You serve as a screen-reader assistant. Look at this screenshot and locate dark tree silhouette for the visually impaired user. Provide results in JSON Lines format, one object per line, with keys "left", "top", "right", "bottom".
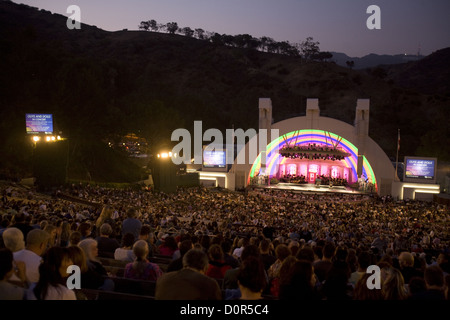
{"left": 300, "top": 37, "right": 320, "bottom": 60}
{"left": 166, "top": 22, "right": 179, "bottom": 34}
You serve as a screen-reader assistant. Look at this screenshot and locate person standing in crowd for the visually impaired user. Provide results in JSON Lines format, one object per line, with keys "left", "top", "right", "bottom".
{"left": 155, "top": 248, "right": 222, "bottom": 300}
{"left": 95, "top": 205, "right": 115, "bottom": 236}
{"left": 122, "top": 207, "right": 142, "bottom": 241}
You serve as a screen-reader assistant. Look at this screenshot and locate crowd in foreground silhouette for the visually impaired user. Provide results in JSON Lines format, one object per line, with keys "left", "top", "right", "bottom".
{"left": 0, "top": 182, "right": 449, "bottom": 300}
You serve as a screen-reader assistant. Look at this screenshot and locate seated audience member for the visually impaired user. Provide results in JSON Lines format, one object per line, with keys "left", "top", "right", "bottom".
{"left": 259, "top": 239, "right": 276, "bottom": 271}
{"left": 13, "top": 229, "right": 50, "bottom": 283}
{"left": 78, "top": 238, "right": 115, "bottom": 291}
{"left": 155, "top": 248, "right": 222, "bottom": 300}
{"left": 139, "top": 225, "right": 156, "bottom": 258}
{"left": 313, "top": 241, "right": 335, "bottom": 284}
{"left": 222, "top": 239, "right": 240, "bottom": 269}
{"left": 9, "top": 213, "right": 34, "bottom": 240}
{"left": 236, "top": 256, "right": 267, "bottom": 300}
{"left": 224, "top": 244, "right": 261, "bottom": 290}
{"left": 124, "top": 240, "right": 163, "bottom": 281}
{"left": 26, "top": 246, "right": 76, "bottom": 300}
{"left": 381, "top": 266, "right": 408, "bottom": 300}
{"left": 407, "top": 276, "right": 427, "bottom": 299}
{"left": 114, "top": 232, "right": 136, "bottom": 262}
{"left": 77, "top": 222, "right": 93, "bottom": 240}
{"left": 68, "top": 231, "right": 82, "bottom": 247}
{"left": 2, "top": 227, "right": 25, "bottom": 253}
{"left": 66, "top": 245, "right": 90, "bottom": 300}
{"left": 158, "top": 235, "right": 179, "bottom": 258}
{"left": 0, "top": 248, "right": 27, "bottom": 300}
{"left": 398, "top": 251, "right": 423, "bottom": 284}
{"left": 353, "top": 273, "right": 384, "bottom": 300}
{"left": 279, "top": 259, "right": 320, "bottom": 300}
{"left": 95, "top": 223, "right": 120, "bottom": 259}
{"left": 348, "top": 250, "right": 372, "bottom": 287}
{"left": 267, "top": 244, "right": 291, "bottom": 295}
{"left": 206, "top": 244, "right": 232, "bottom": 280}
{"left": 167, "top": 239, "right": 193, "bottom": 272}
{"left": 409, "top": 266, "right": 446, "bottom": 300}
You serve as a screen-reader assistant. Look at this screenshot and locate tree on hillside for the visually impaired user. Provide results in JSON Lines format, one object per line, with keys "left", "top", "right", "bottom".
{"left": 195, "top": 28, "right": 205, "bottom": 39}
{"left": 312, "top": 51, "right": 333, "bottom": 62}
{"left": 300, "top": 37, "right": 320, "bottom": 60}
{"left": 138, "top": 21, "right": 150, "bottom": 31}
{"left": 166, "top": 22, "right": 179, "bottom": 34}
{"left": 157, "top": 23, "right": 167, "bottom": 33}
{"left": 149, "top": 19, "right": 158, "bottom": 32}
{"left": 181, "top": 27, "right": 194, "bottom": 37}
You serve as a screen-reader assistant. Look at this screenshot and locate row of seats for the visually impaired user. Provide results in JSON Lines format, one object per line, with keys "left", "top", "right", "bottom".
{"left": 80, "top": 288, "right": 155, "bottom": 300}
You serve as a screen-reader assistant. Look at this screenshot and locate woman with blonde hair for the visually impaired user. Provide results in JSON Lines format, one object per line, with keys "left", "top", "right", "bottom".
{"left": 95, "top": 205, "right": 115, "bottom": 236}
{"left": 66, "top": 245, "right": 89, "bottom": 299}
{"left": 78, "top": 238, "right": 114, "bottom": 291}
{"left": 382, "top": 266, "right": 408, "bottom": 300}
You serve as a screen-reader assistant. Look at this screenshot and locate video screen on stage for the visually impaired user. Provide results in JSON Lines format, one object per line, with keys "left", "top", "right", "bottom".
{"left": 26, "top": 113, "right": 53, "bottom": 134}
{"left": 203, "top": 149, "right": 226, "bottom": 169}
{"left": 403, "top": 156, "right": 437, "bottom": 183}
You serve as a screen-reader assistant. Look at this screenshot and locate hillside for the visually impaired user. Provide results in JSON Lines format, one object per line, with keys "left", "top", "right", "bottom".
{"left": 0, "top": 1, "right": 449, "bottom": 182}
{"left": 381, "top": 47, "right": 450, "bottom": 96}
{"left": 331, "top": 52, "right": 424, "bottom": 69}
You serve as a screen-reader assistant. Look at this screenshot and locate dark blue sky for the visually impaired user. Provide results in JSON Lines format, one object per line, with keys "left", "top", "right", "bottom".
{"left": 18, "top": 0, "right": 450, "bottom": 57}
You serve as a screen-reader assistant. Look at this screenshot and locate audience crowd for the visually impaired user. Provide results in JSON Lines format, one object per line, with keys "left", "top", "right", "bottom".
{"left": 0, "top": 181, "right": 449, "bottom": 300}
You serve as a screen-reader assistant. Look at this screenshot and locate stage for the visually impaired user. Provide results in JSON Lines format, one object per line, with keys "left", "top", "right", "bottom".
{"left": 253, "top": 182, "right": 368, "bottom": 195}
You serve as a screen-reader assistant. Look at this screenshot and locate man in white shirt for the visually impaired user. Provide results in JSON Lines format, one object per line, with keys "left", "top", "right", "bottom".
{"left": 13, "top": 229, "right": 50, "bottom": 283}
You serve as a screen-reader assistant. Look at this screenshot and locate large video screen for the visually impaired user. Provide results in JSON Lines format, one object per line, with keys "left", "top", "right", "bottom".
{"left": 404, "top": 156, "right": 437, "bottom": 182}
{"left": 203, "top": 149, "right": 226, "bottom": 169}
{"left": 26, "top": 113, "right": 53, "bottom": 134}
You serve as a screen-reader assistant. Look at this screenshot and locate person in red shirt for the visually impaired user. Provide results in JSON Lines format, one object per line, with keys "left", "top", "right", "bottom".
{"left": 206, "top": 244, "right": 231, "bottom": 280}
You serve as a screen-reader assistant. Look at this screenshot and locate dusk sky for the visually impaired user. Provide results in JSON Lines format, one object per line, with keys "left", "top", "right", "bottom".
{"left": 17, "top": 0, "right": 450, "bottom": 57}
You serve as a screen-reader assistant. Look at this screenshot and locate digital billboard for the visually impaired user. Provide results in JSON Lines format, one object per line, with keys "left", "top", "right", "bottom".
{"left": 403, "top": 156, "right": 437, "bottom": 183}
{"left": 203, "top": 149, "right": 226, "bottom": 169}
{"left": 26, "top": 114, "right": 53, "bottom": 134}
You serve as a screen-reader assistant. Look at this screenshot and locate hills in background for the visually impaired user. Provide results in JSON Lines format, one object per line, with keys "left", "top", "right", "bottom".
{"left": 330, "top": 52, "right": 424, "bottom": 69}
{"left": 0, "top": 1, "right": 449, "bottom": 182}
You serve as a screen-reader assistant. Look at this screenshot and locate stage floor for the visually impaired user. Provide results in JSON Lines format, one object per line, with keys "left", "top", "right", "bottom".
{"left": 257, "top": 182, "right": 366, "bottom": 194}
